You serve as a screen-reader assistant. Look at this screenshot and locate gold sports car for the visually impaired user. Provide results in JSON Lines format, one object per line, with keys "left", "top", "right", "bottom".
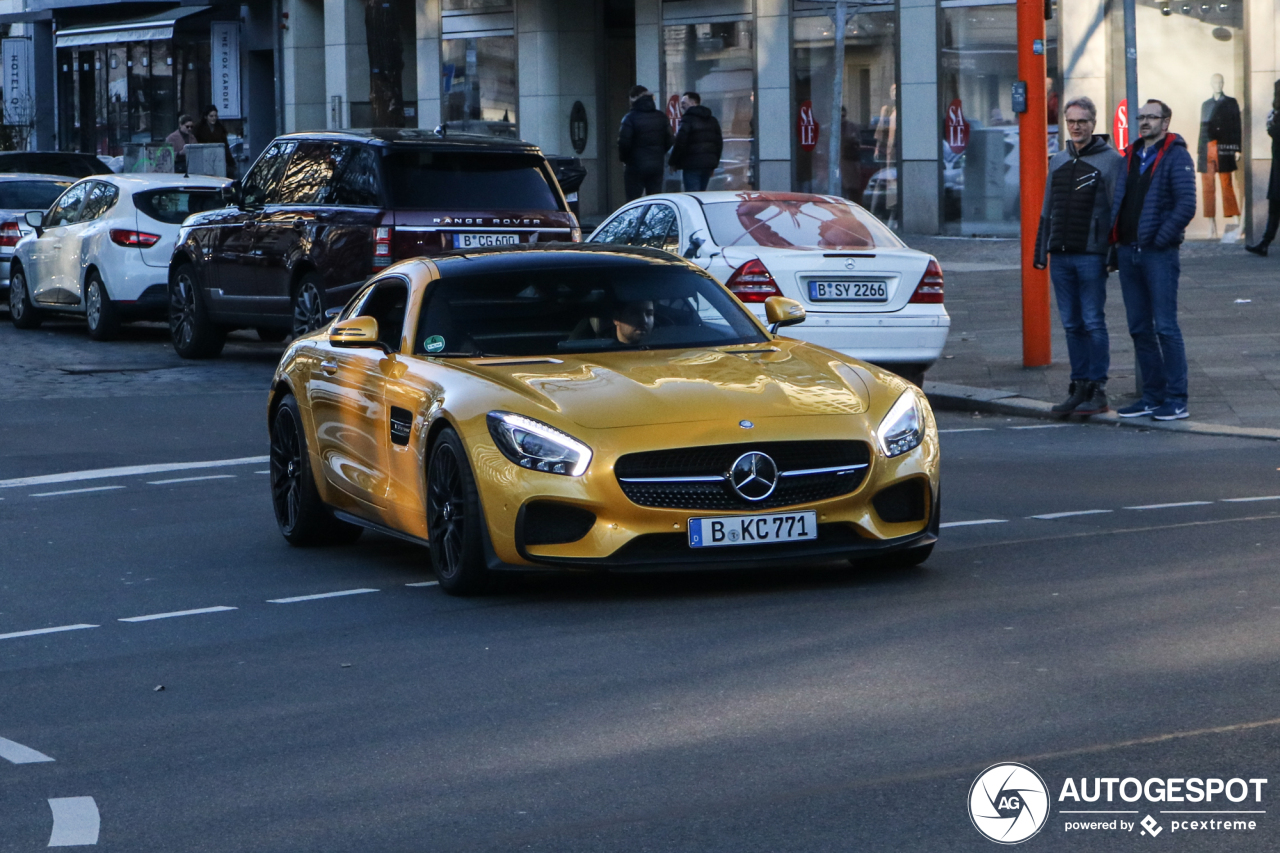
{"left": 268, "top": 245, "right": 940, "bottom": 595}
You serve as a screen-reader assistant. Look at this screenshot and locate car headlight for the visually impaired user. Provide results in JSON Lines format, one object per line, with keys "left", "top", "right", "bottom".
{"left": 487, "top": 412, "right": 592, "bottom": 476}
{"left": 877, "top": 389, "right": 924, "bottom": 457}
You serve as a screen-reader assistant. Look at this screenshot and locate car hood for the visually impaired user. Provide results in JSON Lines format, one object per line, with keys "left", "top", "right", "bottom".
{"left": 457, "top": 339, "right": 875, "bottom": 429}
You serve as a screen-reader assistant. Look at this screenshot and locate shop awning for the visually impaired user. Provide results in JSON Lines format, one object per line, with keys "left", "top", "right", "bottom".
{"left": 55, "top": 6, "right": 210, "bottom": 48}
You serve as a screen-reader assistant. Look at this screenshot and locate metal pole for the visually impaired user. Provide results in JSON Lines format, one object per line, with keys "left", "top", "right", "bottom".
{"left": 829, "top": 0, "right": 847, "bottom": 197}
{"left": 1123, "top": 0, "right": 1143, "bottom": 397}
{"left": 1017, "top": 0, "right": 1050, "bottom": 366}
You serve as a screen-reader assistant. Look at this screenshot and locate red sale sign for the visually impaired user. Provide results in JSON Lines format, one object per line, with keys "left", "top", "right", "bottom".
{"left": 1113, "top": 99, "right": 1128, "bottom": 149}
{"left": 944, "top": 99, "right": 970, "bottom": 154}
{"left": 797, "top": 100, "right": 820, "bottom": 152}
{"left": 667, "top": 94, "right": 681, "bottom": 135}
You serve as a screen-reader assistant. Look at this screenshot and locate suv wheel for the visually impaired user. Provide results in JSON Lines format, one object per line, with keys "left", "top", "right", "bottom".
{"left": 8, "top": 267, "right": 42, "bottom": 329}
{"left": 169, "top": 263, "right": 226, "bottom": 359}
{"left": 85, "top": 271, "right": 120, "bottom": 341}
{"left": 291, "top": 273, "right": 326, "bottom": 338}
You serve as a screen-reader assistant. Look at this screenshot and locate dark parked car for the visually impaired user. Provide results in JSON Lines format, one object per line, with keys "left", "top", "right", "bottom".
{"left": 168, "top": 129, "right": 580, "bottom": 358}
{"left": 0, "top": 152, "right": 112, "bottom": 179}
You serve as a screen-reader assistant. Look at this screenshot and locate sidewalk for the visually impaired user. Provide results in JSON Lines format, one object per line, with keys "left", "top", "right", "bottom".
{"left": 907, "top": 235, "right": 1280, "bottom": 437}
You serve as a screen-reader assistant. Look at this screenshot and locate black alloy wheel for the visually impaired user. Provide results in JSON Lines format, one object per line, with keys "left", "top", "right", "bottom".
{"left": 269, "top": 395, "right": 361, "bottom": 547}
{"left": 291, "top": 274, "right": 326, "bottom": 339}
{"left": 8, "top": 267, "right": 42, "bottom": 329}
{"left": 426, "top": 428, "right": 491, "bottom": 595}
{"left": 84, "top": 271, "right": 120, "bottom": 341}
{"left": 169, "top": 263, "right": 226, "bottom": 359}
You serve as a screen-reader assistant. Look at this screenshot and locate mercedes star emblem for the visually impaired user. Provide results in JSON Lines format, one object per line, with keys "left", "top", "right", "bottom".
{"left": 729, "top": 451, "right": 779, "bottom": 501}
{"left": 844, "top": 258, "right": 857, "bottom": 270}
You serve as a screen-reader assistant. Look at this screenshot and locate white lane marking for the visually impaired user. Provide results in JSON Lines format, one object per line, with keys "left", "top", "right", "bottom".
{"left": 938, "top": 427, "right": 995, "bottom": 433}
{"left": 0, "top": 456, "right": 268, "bottom": 490}
{"left": 1030, "top": 509, "right": 1114, "bottom": 520}
{"left": 254, "top": 470, "right": 270, "bottom": 474}
{"left": 406, "top": 581, "right": 440, "bottom": 588}
{"left": 0, "top": 736, "right": 54, "bottom": 764}
{"left": 267, "top": 588, "right": 379, "bottom": 604}
{"left": 1125, "top": 501, "right": 1214, "bottom": 510}
{"left": 30, "top": 486, "right": 125, "bottom": 498}
{"left": 939, "top": 519, "right": 1008, "bottom": 528}
{"left": 1221, "top": 495, "right": 1280, "bottom": 503}
{"left": 146, "top": 475, "right": 237, "bottom": 485}
{"left": 118, "top": 606, "right": 237, "bottom": 623}
{"left": 48, "top": 797, "right": 99, "bottom": 847}
{"left": 0, "top": 624, "right": 98, "bottom": 642}
{"left": 1010, "top": 423, "right": 1073, "bottom": 430}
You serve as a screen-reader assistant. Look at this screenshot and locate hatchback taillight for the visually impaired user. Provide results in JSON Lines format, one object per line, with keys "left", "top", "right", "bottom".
{"left": 724, "top": 259, "right": 782, "bottom": 303}
{"left": 909, "top": 259, "right": 944, "bottom": 304}
{"left": 0, "top": 220, "right": 21, "bottom": 247}
{"left": 373, "top": 226, "right": 393, "bottom": 269}
{"left": 110, "top": 229, "right": 161, "bottom": 248}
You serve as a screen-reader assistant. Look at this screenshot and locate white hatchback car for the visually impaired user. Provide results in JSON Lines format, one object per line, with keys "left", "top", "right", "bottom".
{"left": 8, "top": 173, "right": 230, "bottom": 340}
{"left": 588, "top": 191, "right": 950, "bottom": 384}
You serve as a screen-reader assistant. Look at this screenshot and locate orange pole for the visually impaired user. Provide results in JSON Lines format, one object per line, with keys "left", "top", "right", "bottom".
{"left": 1017, "top": 0, "right": 1051, "bottom": 367}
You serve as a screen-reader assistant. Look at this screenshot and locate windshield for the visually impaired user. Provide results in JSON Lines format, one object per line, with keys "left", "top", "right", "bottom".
{"left": 702, "top": 196, "right": 903, "bottom": 250}
{"left": 0, "top": 180, "right": 71, "bottom": 210}
{"left": 382, "top": 150, "right": 561, "bottom": 211}
{"left": 415, "top": 265, "right": 767, "bottom": 357}
{"left": 134, "top": 189, "right": 226, "bottom": 224}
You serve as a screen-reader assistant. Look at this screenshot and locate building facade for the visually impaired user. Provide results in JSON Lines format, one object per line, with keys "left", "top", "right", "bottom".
{"left": 0, "top": 0, "right": 1274, "bottom": 240}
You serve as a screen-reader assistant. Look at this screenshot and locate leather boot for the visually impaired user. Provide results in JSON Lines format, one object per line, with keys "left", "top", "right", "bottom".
{"left": 1051, "top": 381, "right": 1089, "bottom": 415}
{"left": 1073, "top": 381, "right": 1109, "bottom": 416}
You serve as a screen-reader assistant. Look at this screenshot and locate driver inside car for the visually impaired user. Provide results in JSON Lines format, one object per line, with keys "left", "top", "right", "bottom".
{"left": 612, "top": 299, "right": 655, "bottom": 345}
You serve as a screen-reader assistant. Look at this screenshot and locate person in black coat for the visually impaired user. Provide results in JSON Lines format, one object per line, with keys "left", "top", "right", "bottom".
{"left": 1246, "top": 81, "right": 1280, "bottom": 255}
{"left": 617, "top": 86, "right": 673, "bottom": 200}
{"left": 669, "top": 92, "right": 723, "bottom": 192}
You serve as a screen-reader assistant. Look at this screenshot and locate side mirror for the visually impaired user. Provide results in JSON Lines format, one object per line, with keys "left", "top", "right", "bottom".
{"left": 682, "top": 235, "right": 705, "bottom": 259}
{"left": 24, "top": 210, "right": 43, "bottom": 231}
{"left": 329, "top": 316, "right": 385, "bottom": 351}
{"left": 220, "top": 182, "right": 243, "bottom": 208}
{"left": 764, "top": 296, "right": 806, "bottom": 333}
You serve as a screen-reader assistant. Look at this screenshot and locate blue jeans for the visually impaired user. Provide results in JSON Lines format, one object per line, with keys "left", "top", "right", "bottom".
{"left": 1049, "top": 252, "right": 1110, "bottom": 383}
{"left": 682, "top": 168, "right": 714, "bottom": 191}
{"left": 1117, "top": 245, "right": 1187, "bottom": 406}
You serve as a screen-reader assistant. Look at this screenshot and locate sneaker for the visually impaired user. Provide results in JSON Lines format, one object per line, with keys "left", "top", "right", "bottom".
{"left": 1116, "top": 400, "right": 1157, "bottom": 418}
{"left": 1152, "top": 401, "right": 1189, "bottom": 420}
{"left": 1073, "top": 382, "right": 1109, "bottom": 415}
{"left": 1051, "top": 381, "right": 1089, "bottom": 415}
{"left": 1246, "top": 242, "right": 1269, "bottom": 257}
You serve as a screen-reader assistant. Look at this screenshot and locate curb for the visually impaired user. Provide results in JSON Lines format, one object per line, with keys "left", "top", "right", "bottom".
{"left": 923, "top": 381, "right": 1280, "bottom": 442}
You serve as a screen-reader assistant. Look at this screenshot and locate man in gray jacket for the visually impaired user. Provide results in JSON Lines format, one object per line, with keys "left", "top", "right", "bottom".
{"left": 1034, "top": 96, "right": 1123, "bottom": 415}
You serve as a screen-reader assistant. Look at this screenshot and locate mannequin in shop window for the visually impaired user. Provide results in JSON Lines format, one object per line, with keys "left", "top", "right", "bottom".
{"left": 1197, "top": 74, "right": 1241, "bottom": 239}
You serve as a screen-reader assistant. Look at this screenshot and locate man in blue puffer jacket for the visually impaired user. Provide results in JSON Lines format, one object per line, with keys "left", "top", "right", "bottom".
{"left": 1110, "top": 99, "right": 1197, "bottom": 421}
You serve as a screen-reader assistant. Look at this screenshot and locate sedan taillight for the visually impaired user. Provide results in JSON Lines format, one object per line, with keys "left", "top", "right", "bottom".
{"left": 724, "top": 258, "right": 782, "bottom": 303}
{"left": 0, "top": 220, "right": 21, "bottom": 247}
{"left": 373, "top": 225, "right": 394, "bottom": 269}
{"left": 110, "top": 229, "right": 162, "bottom": 248}
{"left": 909, "top": 259, "right": 944, "bottom": 304}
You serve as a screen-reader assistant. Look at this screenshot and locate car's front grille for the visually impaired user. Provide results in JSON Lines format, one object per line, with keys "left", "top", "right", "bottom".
{"left": 615, "top": 440, "right": 871, "bottom": 510}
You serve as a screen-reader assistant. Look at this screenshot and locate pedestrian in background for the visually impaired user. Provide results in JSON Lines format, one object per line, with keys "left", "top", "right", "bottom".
{"left": 669, "top": 91, "right": 722, "bottom": 192}
{"left": 194, "top": 105, "right": 236, "bottom": 178}
{"left": 1033, "top": 95, "right": 1122, "bottom": 416}
{"left": 165, "top": 114, "right": 196, "bottom": 173}
{"left": 1245, "top": 80, "right": 1280, "bottom": 256}
{"left": 617, "top": 86, "right": 672, "bottom": 201}
{"left": 1110, "top": 99, "right": 1197, "bottom": 421}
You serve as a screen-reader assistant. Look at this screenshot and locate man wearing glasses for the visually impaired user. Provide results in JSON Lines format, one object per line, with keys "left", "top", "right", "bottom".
{"left": 1109, "top": 99, "right": 1196, "bottom": 420}
{"left": 1034, "top": 96, "right": 1122, "bottom": 416}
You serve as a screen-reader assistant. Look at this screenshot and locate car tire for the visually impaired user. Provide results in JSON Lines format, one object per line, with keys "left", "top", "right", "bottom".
{"left": 256, "top": 327, "right": 288, "bottom": 343}
{"left": 8, "top": 266, "right": 42, "bottom": 329}
{"left": 84, "top": 271, "right": 120, "bottom": 341}
{"left": 269, "top": 394, "right": 363, "bottom": 547}
{"left": 291, "top": 273, "right": 327, "bottom": 339}
{"left": 427, "top": 428, "right": 492, "bottom": 596}
{"left": 169, "top": 262, "right": 226, "bottom": 359}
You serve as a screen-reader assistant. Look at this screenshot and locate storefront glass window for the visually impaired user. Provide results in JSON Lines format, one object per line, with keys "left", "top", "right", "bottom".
{"left": 661, "top": 21, "right": 757, "bottom": 191}
{"left": 941, "top": 4, "right": 1058, "bottom": 235}
{"left": 441, "top": 36, "right": 518, "bottom": 136}
{"left": 792, "top": 12, "right": 899, "bottom": 227}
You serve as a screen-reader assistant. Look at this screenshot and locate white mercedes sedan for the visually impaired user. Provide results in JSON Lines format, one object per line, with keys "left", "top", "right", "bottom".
{"left": 587, "top": 192, "right": 950, "bottom": 384}
{"left": 8, "top": 173, "right": 230, "bottom": 340}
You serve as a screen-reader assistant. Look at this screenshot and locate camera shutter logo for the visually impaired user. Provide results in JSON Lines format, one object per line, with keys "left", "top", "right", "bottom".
{"left": 968, "top": 763, "right": 1050, "bottom": 844}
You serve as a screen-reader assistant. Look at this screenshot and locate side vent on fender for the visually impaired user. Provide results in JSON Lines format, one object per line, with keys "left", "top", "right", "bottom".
{"left": 389, "top": 407, "right": 413, "bottom": 447}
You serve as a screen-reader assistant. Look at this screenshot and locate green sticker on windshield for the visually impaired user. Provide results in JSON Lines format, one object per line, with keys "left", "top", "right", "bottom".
{"left": 423, "top": 335, "right": 446, "bottom": 353}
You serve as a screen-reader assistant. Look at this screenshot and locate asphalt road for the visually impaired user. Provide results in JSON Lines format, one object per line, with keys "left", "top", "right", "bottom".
{"left": 2, "top": 316, "right": 1280, "bottom": 851}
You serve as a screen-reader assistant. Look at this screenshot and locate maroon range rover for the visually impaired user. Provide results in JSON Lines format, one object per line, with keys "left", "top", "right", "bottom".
{"left": 167, "top": 129, "right": 579, "bottom": 358}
